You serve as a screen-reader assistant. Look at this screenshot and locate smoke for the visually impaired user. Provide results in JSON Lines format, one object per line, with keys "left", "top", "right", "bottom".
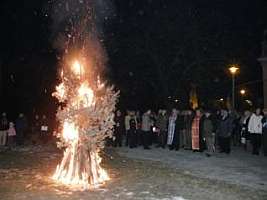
{"left": 47, "top": 0, "right": 114, "bottom": 76}
{"left": 50, "top": 0, "right": 113, "bottom": 36}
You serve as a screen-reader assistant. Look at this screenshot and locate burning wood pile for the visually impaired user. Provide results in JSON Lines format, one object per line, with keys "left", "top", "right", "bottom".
{"left": 50, "top": 0, "right": 119, "bottom": 190}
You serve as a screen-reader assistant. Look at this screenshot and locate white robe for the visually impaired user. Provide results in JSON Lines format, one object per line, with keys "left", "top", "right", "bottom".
{"left": 167, "top": 116, "right": 176, "bottom": 145}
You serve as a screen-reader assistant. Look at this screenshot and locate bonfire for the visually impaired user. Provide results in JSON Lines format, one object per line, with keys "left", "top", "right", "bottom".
{"left": 52, "top": 57, "right": 118, "bottom": 190}
{"left": 50, "top": 0, "right": 119, "bottom": 189}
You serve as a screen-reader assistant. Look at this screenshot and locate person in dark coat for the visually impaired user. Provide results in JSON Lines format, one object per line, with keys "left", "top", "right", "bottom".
{"left": 15, "top": 113, "right": 28, "bottom": 146}
{"left": 183, "top": 110, "right": 193, "bottom": 150}
{"left": 155, "top": 109, "right": 168, "bottom": 148}
{"left": 202, "top": 110, "right": 216, "bottom": 157}
{"left": 114, "top": 110, "right": 124, "bottom": 147}
{"left": 31, "top": 114, "right": 41, "bottom": 145}
{"left": 0, "top": 112, "right": 9, "bottom": 146}
{"left": 40, "top": 115, "right": 49, "bottom": 144}
{"left": 129, "top": 117, "right": 137, "bottom": 148}
{"left": 262, "top": 109, "right": 267, "bottom": 156}
{"left": 217, "top": 109, "right": 233, "bottom": 154}
{"left": 240, "top": 110, "right": 251, "bottom": 151}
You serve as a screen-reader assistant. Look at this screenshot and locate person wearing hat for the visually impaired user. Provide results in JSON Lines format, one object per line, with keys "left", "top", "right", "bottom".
{"left": 0, "top": 112, "right": 9, "bottom": 146}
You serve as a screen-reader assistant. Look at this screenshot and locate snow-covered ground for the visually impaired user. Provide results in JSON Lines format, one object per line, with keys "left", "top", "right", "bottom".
{"left": 0, "top": 145, "right": 267, "bottom": 200}
{"left": 117, "top": 146, "right": 267, "bottom": 191}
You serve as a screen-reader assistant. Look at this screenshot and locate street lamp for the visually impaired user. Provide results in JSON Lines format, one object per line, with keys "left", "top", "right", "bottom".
{"left": 240, "top": 89, "right": 246, "bottom": 96}
{"left": 229, "top": 65, "right": 239, "bottom": 109}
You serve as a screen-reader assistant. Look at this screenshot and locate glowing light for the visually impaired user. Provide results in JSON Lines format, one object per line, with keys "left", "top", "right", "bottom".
{"left": 229, "top": 65, "right": 239, "bottom": 75}
{"left": 62, "top": 121, "right": 79, "bottom": 141}
{"left": 52, "top": 58, "right": 110, "bottom": 190}
{"left": 72, "top": 60, "right": 84, "bottom": 76}
{"left": 78, "top": 82, "right": 94, "bottom": 107}
{"left": 55, "top": 83, "right": 65, "bottom": 99}
{"left": 240, "top": 89, "right": 246, "bottom": 95}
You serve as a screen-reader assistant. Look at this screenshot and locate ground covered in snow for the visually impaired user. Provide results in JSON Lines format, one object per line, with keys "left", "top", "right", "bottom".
{"left": 0, "top": 145, "right": 266, "bottom": 200}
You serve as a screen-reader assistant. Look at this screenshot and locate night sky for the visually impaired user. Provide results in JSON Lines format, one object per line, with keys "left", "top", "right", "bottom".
{"left": 0, "top": 0, "right": 267, "bottom": 118}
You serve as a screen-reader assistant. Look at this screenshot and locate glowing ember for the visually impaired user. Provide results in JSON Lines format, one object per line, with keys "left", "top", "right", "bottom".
{"left": 62, "top": 122, "right": 78, "bottom": 141}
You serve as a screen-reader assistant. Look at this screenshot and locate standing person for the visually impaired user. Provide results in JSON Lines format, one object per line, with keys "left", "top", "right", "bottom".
{"left": 202, "top": 110, "right": 216, "bottom": 157}
{"left": 40, "top": 115, "right": 49, "bottom": 144}
{"left": 232, "top": 112, "right": 241, "bottom": 146}
{"left": 217, "top": 109, "right": 233, "bottom": 154}
{"left": 129, "top": 116, "right": 137, "bottom": 148}
{"left": 0, "top": 112, "right": 9, "bottom": 146}
{"left": 31, "top": 114, "right": 41, "bottom": 145}
{"left": 15, "top": 113, "right": 28, "bottom": 146}
{"left": 156, "top": 109, "right": 168, "bottom": 148}
{"left": 151, "top": 111, "right": 159, "bottom": 145}
{"left": 142, "top": 109, "right": 152, "bottom": 150}
{"left": 136, "top": 110, "right": 142, "bottom": 146}
{"left": 114, "top": 110, "right": 124, "bottom": 147}
{"left": 180, "top": 111, "right": 187, "bottom": 149}
{"left": 184, "top": 110, "right": 193, "bottom": 150}
{"left": 124, "top": 111, "right": 131, "bottom": 146}
{"left": 191, "top": 109, "right": 202, "bottom": 152}
{"left": 248, "top": 108, "right": 263, "bottom": 155}
{"left": 7, "top": 122, "right": 16, "bottom": 148}
{"left": 176, "top": 110, "right": 185, "bottom": 149}
{"left": 262, "top": 109, "right": 267, "bottom": 156}
{"left": 240, "top": 110, "right": 251, "bottom": 151}
{"left": 167, "top": 109, "right": 180, "bottom": 150}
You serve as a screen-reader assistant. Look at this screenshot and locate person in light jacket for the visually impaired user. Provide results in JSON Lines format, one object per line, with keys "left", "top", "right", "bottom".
{"left": 142, "top": 110, "right": 152, "bottom": 149}
{"left": 124, "top": 111, "right": 131, "bottom": 146}
{"left": 7, "top": 122, "right": 16, "bottom": 147}
{"left": 248, "top": 108, "right": 263, "bottom": 155}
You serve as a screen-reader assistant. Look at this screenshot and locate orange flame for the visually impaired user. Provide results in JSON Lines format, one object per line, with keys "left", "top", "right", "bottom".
{"left": 52, "top": 58, "right": 110, "bottom": 190}
{"left": 72, "top": 60, "right": 84, "bottom": 77}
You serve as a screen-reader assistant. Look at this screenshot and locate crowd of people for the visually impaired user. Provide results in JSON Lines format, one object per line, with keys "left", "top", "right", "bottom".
{"left": 1, "top": 107, "right": 267, "bottom": 157}
{"left": 0, "top": 112, "right": 51, "bottom": 148}
{"left": 113, "top": 108, "right": 267, "bottom": 157}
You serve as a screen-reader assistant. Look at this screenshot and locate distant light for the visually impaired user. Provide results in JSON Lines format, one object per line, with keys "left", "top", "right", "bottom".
{"left": 174, "top": 99, "right": 179, "bottom": 103}
{"left": 240, "top": 89, "right": 246, "bottom": 95}
{"left": 245, "top": 99, "right": 253, "bottom": 106}
{"left": 168, "top": 96, "right": 171, "bottom": 99}
{"left": 229, "top": 65, "right": 239, "bottom": 75}
{"left": 219, "top": 98, "right": 224, "bottom": 101}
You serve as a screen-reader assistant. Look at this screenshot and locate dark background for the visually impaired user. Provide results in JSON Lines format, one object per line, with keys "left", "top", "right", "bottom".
{"left": 0, "top": 0, "right": 267, "bottom": 119}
